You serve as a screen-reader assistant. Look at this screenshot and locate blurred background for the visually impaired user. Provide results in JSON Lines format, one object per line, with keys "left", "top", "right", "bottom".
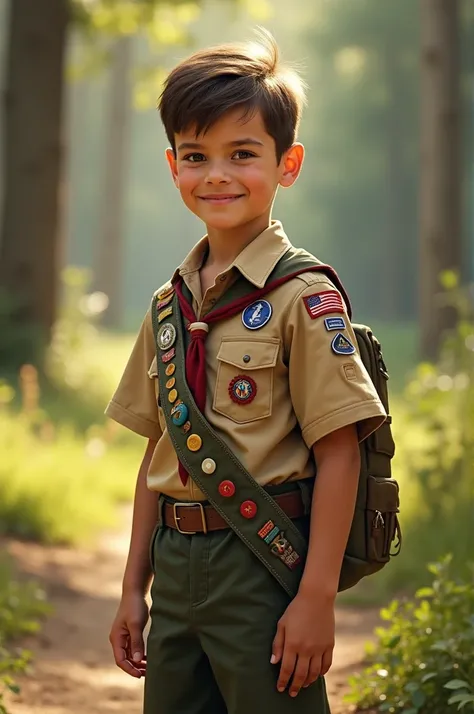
{"left": 0, "top": 1, "right": 473, "bottom": 713}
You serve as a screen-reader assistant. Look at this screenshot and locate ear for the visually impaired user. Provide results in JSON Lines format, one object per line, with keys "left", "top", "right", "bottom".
{"left": 165, "top": 148, "right": 179, "bottom": 187}
{"left": 279, "top": 143, "right": 304, "bottom": 188}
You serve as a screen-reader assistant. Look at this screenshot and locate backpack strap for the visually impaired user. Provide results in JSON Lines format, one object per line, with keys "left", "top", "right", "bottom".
{"left": 153, "top": 289, "right": 309, "bottom": 598}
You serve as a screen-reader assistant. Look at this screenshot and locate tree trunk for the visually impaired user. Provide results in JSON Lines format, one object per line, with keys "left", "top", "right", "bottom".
{"left": 382, "top": 44, "right": 406, "bottom": 321}
{"left": 419, "top": 0, "right": 462, "bottom": 360}
{"left": 0, "top": 0, "right": 68, "bottom": 366}
{"left": 94, "top": 36, "right": 133, "bottom": 329}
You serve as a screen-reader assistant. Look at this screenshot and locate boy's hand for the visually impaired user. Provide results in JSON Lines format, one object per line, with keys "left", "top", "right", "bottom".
{"left": 109, "top": 591, "right": 149, "bottom": 678}
{"left": 271, "top": 592, "right": 335, "bottom": 697}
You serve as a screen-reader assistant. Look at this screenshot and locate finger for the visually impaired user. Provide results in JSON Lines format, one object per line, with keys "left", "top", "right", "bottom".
{"left": 129, "top": 625, "right": 145, "bottom": 665}
{"left": 320, "top": 647, "right": 333, "bottom": 676}
{"left": 303, "top": 656, "right": 322, "bottom": 688}
{"left": 277, "top": 646, "right": 297, "bottom": 693}
{"left": 110, "top": 630, "right": 143, "bottom": 679}
{"left": 289, "top": 655, "right": 311, "bottom": 698}
{"left": 271, "top": 622, "right": 285, "bottom": 665}
{"left": 112, "top": 644, "right": 144, "bottom": 678}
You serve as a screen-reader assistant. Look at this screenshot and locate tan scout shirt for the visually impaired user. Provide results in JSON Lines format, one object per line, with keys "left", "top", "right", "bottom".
{"left": 106, "top": 221, "right": 386, "bottom": 501}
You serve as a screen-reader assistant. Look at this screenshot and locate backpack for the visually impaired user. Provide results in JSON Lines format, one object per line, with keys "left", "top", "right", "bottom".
{"left": 338, "top": 324, "right": 402, "bottom": 591}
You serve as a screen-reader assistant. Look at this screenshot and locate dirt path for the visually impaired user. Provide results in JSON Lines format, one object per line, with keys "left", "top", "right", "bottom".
{"left": 4, "top": 509, "right": 380, "bottom": 714}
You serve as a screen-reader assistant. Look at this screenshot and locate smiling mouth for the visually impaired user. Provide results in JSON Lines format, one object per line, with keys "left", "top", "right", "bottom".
{"left": 198, "top": 195, "right": 245, "bottom": 204}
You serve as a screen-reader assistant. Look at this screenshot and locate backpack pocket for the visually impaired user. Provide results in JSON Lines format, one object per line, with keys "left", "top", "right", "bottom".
{"left": 366, "top": 476, "right": 401, "bottom": 563}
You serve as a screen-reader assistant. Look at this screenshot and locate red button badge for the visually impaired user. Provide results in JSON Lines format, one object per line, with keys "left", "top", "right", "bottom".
{"left": 240, "top": 500, "right": 258, "bottom": 519}
{"left": 218, "top": 480, "right": 236, "bottom": 498}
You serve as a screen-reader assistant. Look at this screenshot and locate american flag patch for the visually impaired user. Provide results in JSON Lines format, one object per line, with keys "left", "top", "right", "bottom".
{"left": 303, "top": 290, "right": 344, "bottom": 320}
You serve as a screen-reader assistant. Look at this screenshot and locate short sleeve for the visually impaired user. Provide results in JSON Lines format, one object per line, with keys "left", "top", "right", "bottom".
{"left": 105, "top": 306, "right": 163, "bottom": 441}
{"left": 285, "top": 279, "right": 387, "bottom": 448}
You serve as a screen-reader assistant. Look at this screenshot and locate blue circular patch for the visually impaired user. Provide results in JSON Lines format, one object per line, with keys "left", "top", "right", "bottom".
{"left": 171, "top": 402, "right": 189, "bottom": 426}
{"left": 241, "top": 300, "right": 273, "bottom": 330}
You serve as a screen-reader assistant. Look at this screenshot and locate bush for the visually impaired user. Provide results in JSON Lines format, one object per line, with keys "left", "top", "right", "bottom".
{"left": 0, "top": 558, "right": 50, "bottom": 714}
{"left": 346, "top": 557, "right": 474, "bottom": 713}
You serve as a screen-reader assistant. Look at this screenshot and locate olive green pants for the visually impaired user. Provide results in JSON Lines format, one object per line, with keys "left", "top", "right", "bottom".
{"left": 144, "top": 501, "right": 331, "bottom": 714}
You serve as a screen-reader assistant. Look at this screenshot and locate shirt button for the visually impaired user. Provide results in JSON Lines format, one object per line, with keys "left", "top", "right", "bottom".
{"left": 240, "top": 500, "right": 258, "bottom": 519}
{"left": 243, "top": 354, "right": 251, "bottom": 364}
{"left": 201, "top": 458, "right": 216, "bottom": 475}
{"left": 218, "top": 480, "right": 235, "bottom": 497}
{"left": 219, "top": 275, "right": 227, "bottom": 282}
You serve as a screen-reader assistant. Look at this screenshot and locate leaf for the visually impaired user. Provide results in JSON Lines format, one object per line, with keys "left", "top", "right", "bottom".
{"left": 412, "top": 690, "right": 427, "bottom": 708}
{"left": 445, "top": 680, "right": 470, "bottom": 690}
{"left": 416, "top": 587, "right": 434, "bottom": 598}
{"left": 458, "top": 697, "right": 474, "bottom": 710}
{"left": 448, "top": 693, "right": 471, "bottom": 705}
{"left": 421, "top": 672, "right": 437, "bottom": 683}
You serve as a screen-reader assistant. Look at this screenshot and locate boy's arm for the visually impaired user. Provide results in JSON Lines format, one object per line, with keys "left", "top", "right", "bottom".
{"left": 271, "top": 424, "right": 360, "bottom": 697}
{"left": 122, "top": 437, "right": 160, "bottom": 597}
{"left": 109, "top": 438, "right": 159, "bottom": 678}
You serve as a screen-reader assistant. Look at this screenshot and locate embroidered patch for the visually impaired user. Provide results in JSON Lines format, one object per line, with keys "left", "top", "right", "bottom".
{"left": 331, "top": 332, "right": 356, "bottom": 355}
{"left": 157, "top": 293, "right": 174, "bottom": 310}
{"left": 228, "top": 375, "right": 257, "bottom": 404}
{"left": 269, "top": 531, "right": 301, "bottom": 570}
{"left": 303, "top": 291, "right": 344, "bottom": 320}
{"left": 157, "top": 323, "right": 176, "bottom": 351}
{"left": 258, "top": 520, "right": 275, "bottom": 539}
{"left": 258, "top": 520, "right": 281, "bottom": 545}
{"left": 157, "top": 283, "right": 174, "bottom": 300}
{"left": 158, "top": 306, "right": 173, "bottom": 323}
{"left": 161, "top": 347, "right": 176, "bottom": 363}
{"left": 324, "top": 316, "right": 346, "bottom": 331}
{"left": 242, "top": 300, "right": 272, "bottom": 330}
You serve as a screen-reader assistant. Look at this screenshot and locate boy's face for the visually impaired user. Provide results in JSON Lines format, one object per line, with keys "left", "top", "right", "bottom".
{"left": 166, "top": 108, "right": 304, "bottom": 234}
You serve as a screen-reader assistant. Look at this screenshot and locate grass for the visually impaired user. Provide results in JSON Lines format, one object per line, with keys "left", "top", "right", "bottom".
{"left": 0, "top": 329, "right": 142, "bottom": 545}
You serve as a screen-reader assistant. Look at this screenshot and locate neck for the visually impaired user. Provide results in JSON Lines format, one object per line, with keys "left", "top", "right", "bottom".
{"left": 204, "top": 213, "right": 272, "bottom": 270}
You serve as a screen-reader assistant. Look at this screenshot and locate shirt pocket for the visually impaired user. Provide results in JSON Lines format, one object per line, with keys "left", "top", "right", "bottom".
{"left": 213, "top": 337, "right": 280, "bottom": 424}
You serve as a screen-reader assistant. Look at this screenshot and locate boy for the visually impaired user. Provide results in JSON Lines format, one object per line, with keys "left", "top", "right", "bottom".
{"left": 106, "top": 29, "right": 386, "bottom": 714}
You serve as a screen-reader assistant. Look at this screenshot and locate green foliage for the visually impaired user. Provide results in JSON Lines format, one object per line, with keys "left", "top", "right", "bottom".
{"left": 346, "top": 558, "right": 474, "bottom": 713}
{"left": 0, "top": 268, "right": 141, "bottom": 545}
{"left": 0, "top": 558, "right": 50, "bottom": 714}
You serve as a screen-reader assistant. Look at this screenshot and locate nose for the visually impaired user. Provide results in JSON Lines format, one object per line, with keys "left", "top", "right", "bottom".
{"left": 204, "top": 160, "right": 231, "bottom": 184}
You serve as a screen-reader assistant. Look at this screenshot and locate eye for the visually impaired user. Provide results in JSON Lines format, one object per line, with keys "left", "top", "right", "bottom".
{"left": 233, "top": 150, "right": 255, "bottom": 160}
{"left": 183, "top": 153, "right": 206, "bottom": 163}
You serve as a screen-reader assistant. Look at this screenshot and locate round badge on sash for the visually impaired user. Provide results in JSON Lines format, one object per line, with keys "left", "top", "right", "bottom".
{"left": 242, "top": 300, "right": 272, "bottom": 330}
{"left": 171, "top": 402, "right": 189, "bottom": 427}
{"left": 157, "top": 322, "right": 176, "bottom": 351}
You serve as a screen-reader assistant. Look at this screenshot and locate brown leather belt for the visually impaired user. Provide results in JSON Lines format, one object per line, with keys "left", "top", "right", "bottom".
{"left": 163, "top": 490, "right": 306, "bottom": 534}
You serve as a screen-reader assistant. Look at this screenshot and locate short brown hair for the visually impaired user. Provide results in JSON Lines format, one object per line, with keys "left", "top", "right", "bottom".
{"left": 158, "top": 29, "right": 306, "bottom": 162}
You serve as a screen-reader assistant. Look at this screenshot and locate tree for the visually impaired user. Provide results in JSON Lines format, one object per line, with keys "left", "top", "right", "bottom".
{"left": 0, "top": 0, "right": 222, "bottom": 368}
{"left": 419, "top": 0, "right": 462, "bottom": 359}
{"left": 0, "top": 0, "right": 68, "bottom": 367}
{"left": 93, "top": 35, "right": 133, "bottom": 328}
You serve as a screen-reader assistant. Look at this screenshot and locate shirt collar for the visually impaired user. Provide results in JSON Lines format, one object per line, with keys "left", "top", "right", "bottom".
{"left": 174, "top": 221, "right": 291, "bottom": 288}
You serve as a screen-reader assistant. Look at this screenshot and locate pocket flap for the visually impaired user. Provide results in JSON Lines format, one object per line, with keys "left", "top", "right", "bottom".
{"left": 367, "top": 476, "right": 399, "bottom": 512}
{"left": 217, "top": 338, "right": 280, "bottom": 370}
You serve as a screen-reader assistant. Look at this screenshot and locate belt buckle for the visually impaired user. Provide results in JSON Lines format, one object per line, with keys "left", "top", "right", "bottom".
{"left": 172, "top": 502, "right": 208, "bottom": 535}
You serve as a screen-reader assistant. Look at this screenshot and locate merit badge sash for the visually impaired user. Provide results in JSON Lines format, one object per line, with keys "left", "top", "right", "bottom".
{"left": 151, "top": 248, "right": 351, "bottom": 598}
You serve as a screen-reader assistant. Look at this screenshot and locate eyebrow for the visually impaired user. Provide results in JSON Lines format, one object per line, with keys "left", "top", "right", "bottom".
{"left": 176, "top": 138, "right": 264, "bottom": 151}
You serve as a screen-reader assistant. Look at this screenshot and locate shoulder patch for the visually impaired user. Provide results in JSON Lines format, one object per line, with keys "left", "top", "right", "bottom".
{"left": 303, "top": 291, "right": 344, "bottom": 320}
{"left": 331, "top": 332, "right": 356, "bottom": 355}
{"left": 324, "top": 316, "right": 346, "bottom": 331}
